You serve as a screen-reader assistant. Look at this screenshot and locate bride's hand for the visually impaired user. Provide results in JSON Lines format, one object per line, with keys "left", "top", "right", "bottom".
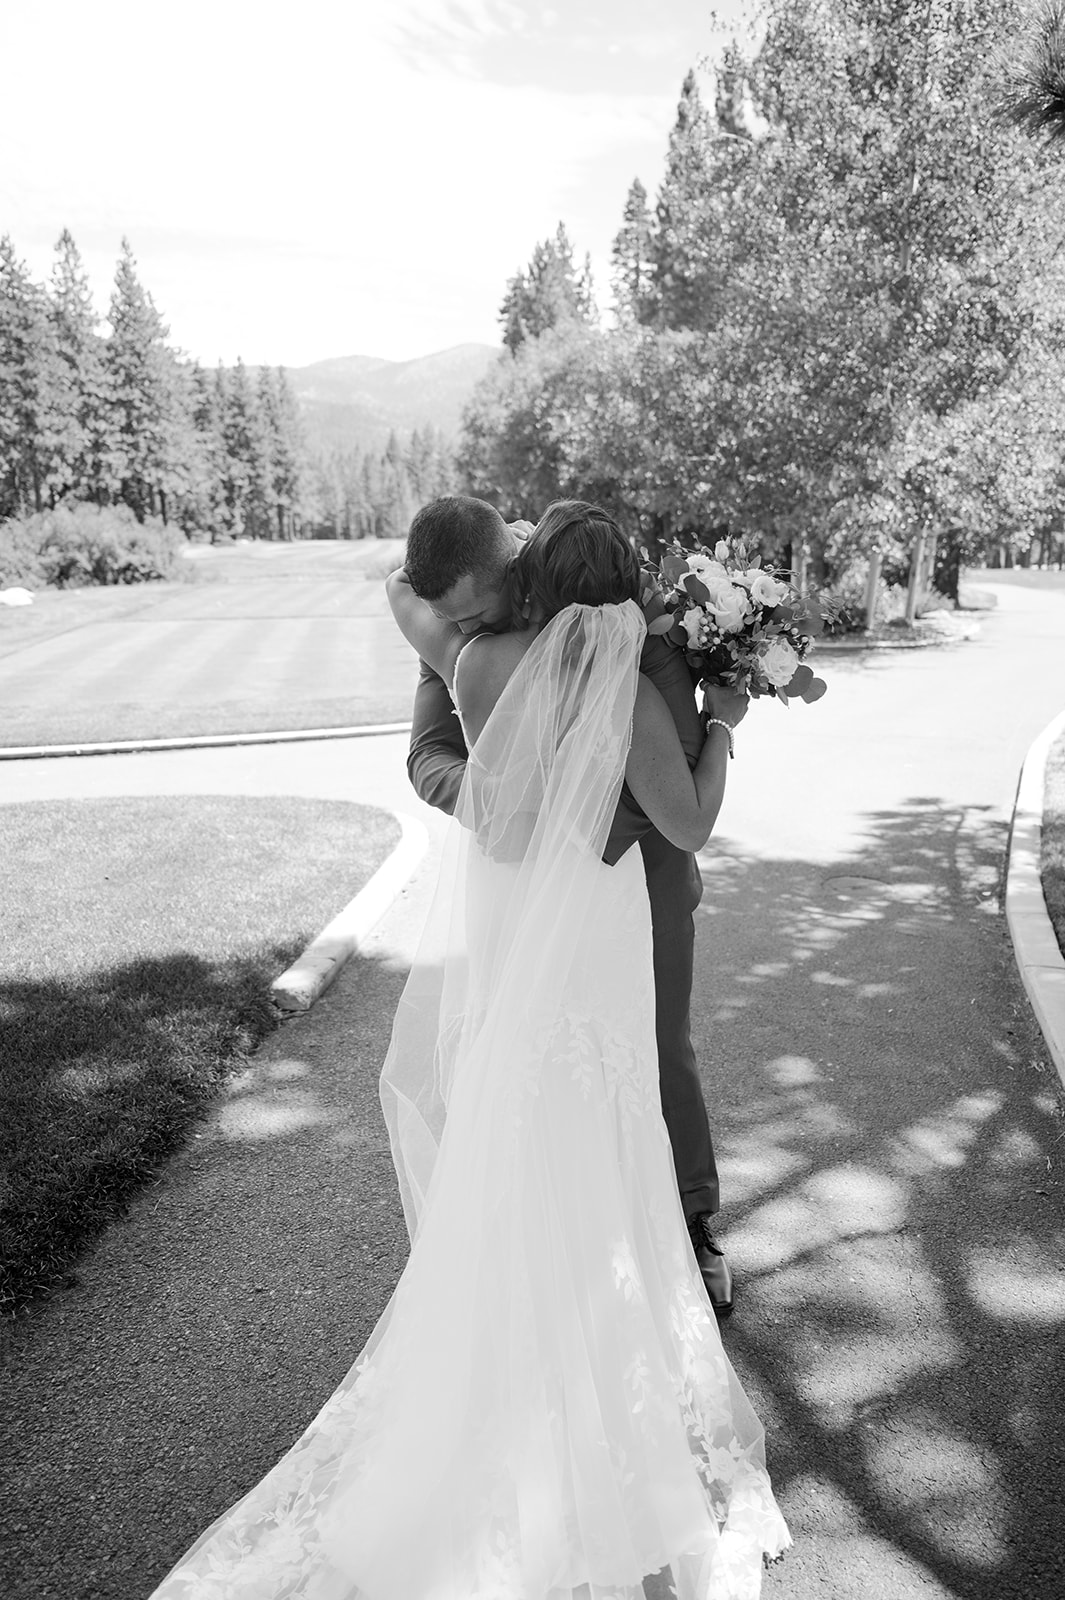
{"left": 701, "top": 680, "right": 749, "bottom": 729}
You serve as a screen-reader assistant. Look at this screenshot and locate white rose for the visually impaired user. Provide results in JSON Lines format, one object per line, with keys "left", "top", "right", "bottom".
{"left": 759, "top": 635, "right": 800, "bottom": 687}
{"left": 685, "top": 553, "right": 730, "bottom": 586}
{"left": 714, "top": 539, "right": 731, "bottom": 563}
{"left": 703, "top": 575, "right": 750, "bottom": 635}
{"left": 748, "top": 571, "right": 789, "bottom": 607}
{"left": 682, "top": 606, "right": 708, "bottom": 647}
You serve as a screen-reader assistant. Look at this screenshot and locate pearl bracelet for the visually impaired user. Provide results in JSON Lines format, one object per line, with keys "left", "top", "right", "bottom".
{"left": 705, "top": 717, "right": 735, "bottom": 758}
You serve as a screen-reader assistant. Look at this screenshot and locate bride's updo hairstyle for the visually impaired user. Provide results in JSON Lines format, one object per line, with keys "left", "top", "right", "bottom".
{"left": 510, "top": 500, "right": 640, "bottom": 628}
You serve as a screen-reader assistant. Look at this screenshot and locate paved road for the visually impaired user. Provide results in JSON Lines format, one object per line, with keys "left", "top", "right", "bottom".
{"left": 2, "top": 581, "right": 1064, "bottom": 1600}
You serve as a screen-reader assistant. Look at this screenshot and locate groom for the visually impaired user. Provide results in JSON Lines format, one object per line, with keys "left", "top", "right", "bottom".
{"left": 395, "top": 495, "right": 734, "bottom": 1320}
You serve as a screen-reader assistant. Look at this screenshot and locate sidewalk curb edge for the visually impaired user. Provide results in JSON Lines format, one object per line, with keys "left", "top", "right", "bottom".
{"left": 269, "top": 812, "right": 430, "bottom": 1014}
{"left": 0, "top": 723, "right": 414, "bottom": 762}
{"left": 1005, "top": 707, "right": 1065, "bottom": 1089}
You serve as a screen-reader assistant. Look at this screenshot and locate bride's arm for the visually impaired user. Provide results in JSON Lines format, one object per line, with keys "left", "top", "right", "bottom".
{"left": 625, "top": 678, "right": 747, "bottom": 852}
{"left": 385, "top": 568, "right": 465, "bottom": 691}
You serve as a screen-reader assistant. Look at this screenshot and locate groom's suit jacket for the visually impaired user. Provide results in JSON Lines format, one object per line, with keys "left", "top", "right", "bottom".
{"left": 406, "top": 632, "right": 705, "bottom": 908}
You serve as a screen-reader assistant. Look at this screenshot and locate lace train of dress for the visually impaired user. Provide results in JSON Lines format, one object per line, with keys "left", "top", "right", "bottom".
{"left": 147, "top": 603, "right": 789, "bottom": 1600}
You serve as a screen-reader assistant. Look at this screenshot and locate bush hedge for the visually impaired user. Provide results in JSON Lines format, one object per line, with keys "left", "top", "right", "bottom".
{"left": 0, "top": 503, "right": 184, "bottom": 590}
{"left": 821, "top": 562, "right": 953, "bottom": 635}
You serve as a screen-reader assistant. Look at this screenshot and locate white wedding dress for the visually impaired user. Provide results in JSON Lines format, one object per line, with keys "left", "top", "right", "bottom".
{"left": 148, "top": 600, "right": 789, "bottom": 1600}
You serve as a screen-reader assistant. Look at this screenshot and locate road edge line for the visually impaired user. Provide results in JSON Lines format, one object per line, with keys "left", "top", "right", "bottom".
{"left": 0, "top": 723, "right": 413, "bottom": 762}
{"left": 269, "top": 812, "right": 430, "bottom": 1014}
{"left": 1005, "top": 707, "right": 1065, "bottom": 1089}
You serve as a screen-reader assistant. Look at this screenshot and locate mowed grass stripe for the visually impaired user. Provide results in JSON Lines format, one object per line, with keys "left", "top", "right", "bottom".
{"left": 188, "top": 615, "right": 334, "bottom": 703}
{"left": 54, "top": 618, "right": 265, "bottom": 711}
{"left": 0, "top": 620, "right": 193, "bottom": 707}
{"left": 264, "top": 614, "right": 355, "bottom": 703}
{"left": 158, "top": 579, "right": 347, "bottom": 621}
{"left": 144, "top": 616, "right": 285, "bottom": 705}
{"left": 309, "top": 603, "right": 374, "bottom": 702}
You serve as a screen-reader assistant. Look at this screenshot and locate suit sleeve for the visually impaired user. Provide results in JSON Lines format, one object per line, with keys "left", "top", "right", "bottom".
{"left": 407, "top": 658, "right": 469, "bottom": 817}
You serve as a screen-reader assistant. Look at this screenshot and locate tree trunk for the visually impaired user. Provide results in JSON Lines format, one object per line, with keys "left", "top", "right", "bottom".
{"left": 922, "top": 532, "right": 938, "bottom": 595}
{"left": 905, "top": 532, "right": 926, "bottom": 625}
{"left": 863, "top": 550, "right": 882, "bottom": 631}
{"left": 794, "top": 536, "right": 810, "bottom": 597}
{"left": 934, "top": 533, "right": 962, "bottom": 604}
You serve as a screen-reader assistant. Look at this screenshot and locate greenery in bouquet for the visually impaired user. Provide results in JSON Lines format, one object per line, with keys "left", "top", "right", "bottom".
{"left": 641, "top": 537, "right": 832, "bottom": 705}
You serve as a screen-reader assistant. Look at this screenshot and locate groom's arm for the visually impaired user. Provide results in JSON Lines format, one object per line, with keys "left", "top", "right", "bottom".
{"left": 407, "top": 658, "right": 469, "bottom": 817}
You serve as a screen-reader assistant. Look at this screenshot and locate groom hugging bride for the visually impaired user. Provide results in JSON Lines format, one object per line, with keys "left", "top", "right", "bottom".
{"left": 397, "top": 495, "right": 737, "bottom": 1318}
{"left": 148, "top": 496, "right": 788, "bottom": 1600}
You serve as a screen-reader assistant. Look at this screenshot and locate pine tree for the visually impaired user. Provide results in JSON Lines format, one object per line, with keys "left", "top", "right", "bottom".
{"left": 380, "top": 429, "right": 413, "bottom": 535}
{"left": 175, "top": 361, "right": 223, "bottom": 537}
{"left": 105, "top": 239, "right": 175, "bottom": 521}
{"left": 256, "top": 366, "right": 286, "bottom": 538}
{"left": 48, "top": 230, "right": 117, "bottom": 505}
{"left": 220, "top": 358, "right": 272, "bottom": 538}
{"left": 271, "top": 367, "right": 306, "bottom": 539}
{"left": 611, "top": 179, "right": 656, "bottom": 325}
{"left": 0, "top": 236, "right": 67, "bottom": 518}
{"left": 576, "top": 251, "right": 596, "bottom": 320}
{"left": 650, "top": 69, "right": 721, "bottom": 330}
{"left": 499, "top": 223, "right": 596, "bottom": 353}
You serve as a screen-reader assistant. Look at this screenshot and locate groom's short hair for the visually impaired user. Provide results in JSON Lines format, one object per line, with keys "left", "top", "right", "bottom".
{"left": 406, "top": 497, "right": 513, "bottom": 600}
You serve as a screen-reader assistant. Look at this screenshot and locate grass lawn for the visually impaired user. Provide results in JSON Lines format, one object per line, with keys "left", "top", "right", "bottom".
{"left": 0, "top": 539, "right": 413, "bottom": 749}
{"left": 1043, "top": 732, "right": 1065, "bottom": 959}
{"left": 0, "top": 581, "right": 181, "bottom": 659}
{"left": 0, "top": 690, "right": 416, "bottom": 750}
{"left": 0, "top": 794, "right": 400, "bottom": 1318}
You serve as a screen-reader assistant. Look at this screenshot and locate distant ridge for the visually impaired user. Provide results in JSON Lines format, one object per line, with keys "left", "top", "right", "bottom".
{"left": 284, "top": 342, "right": 499, "bottom": 454}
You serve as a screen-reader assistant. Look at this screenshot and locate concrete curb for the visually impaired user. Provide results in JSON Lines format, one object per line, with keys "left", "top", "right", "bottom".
{"left": 1005, "top": 707, "right": 1065, "bottom": 1088}
{"left": 269, "top": 811, "right": 430, "bottom": 1013}
{"left": 0, "top": 722, "right": 413, "bottom": 762}
{"left": 814, "top": 619, "right": 982, "bottom": 653}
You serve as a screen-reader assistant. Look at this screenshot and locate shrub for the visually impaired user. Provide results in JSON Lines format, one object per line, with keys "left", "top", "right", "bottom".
{"left": 0, "top": 519, "right": 48, "bottom": 589}
{"left": 0, "top": 503, "right": 184, "bottom": 589}
{"left": 915, "top": 587, "right": 954, "bottom": 616}
{"left": 821, "top": 562, "right": 909, "bottom": 635}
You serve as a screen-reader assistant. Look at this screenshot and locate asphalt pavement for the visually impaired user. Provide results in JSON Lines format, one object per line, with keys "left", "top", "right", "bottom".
{"left": 2, "top": 580, "right": 1065, "bottom": 1600}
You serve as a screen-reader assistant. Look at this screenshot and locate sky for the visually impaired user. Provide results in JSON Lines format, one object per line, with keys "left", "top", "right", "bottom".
{"left": 1, "top": 0, "right": 754, "bottom": 370}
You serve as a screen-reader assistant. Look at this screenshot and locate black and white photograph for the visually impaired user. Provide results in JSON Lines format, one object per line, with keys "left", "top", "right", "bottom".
{"left": 2, "top": 2, "right": 1065, "bottom": 1597}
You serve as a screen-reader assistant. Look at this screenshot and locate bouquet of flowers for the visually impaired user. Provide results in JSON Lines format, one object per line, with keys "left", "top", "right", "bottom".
{"left": 643, "top": 536, "right": 831, "bottom": 705}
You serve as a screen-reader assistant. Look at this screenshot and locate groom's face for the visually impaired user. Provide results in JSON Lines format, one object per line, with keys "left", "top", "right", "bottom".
{"left": 428, "top": 570, "right": 510, "bottom": 635}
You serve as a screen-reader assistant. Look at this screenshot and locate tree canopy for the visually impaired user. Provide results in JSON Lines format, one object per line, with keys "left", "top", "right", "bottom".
{"left": 460, "top": 0, "right": 1065, "bottom": 594}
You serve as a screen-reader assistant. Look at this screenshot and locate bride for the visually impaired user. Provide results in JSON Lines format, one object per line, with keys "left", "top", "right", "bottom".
{"left": 147, "top": 505, "right": 790, "bottom": 1599}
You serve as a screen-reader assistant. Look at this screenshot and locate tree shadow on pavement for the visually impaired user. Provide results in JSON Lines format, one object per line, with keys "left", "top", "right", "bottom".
{"left": 1, "top": 799, "right": 1063, "bottom": 1600}
{"left": 695, "top": 798, "right": 1065, "bottom": 1599}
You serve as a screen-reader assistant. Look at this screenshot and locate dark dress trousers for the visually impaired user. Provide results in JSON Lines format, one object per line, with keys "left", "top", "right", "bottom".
{"left": 406, "top": 633, "right": 720, "bottom": 1221}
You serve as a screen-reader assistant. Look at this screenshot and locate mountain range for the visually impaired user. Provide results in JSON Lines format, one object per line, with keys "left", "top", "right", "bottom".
{"left": 284, "top": 343, "right": 499, "bottom": 456}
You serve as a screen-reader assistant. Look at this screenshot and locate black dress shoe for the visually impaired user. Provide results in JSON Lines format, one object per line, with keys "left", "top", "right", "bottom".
{"left": 686, "top": 1212, "right": 734, "bottom": 1320}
